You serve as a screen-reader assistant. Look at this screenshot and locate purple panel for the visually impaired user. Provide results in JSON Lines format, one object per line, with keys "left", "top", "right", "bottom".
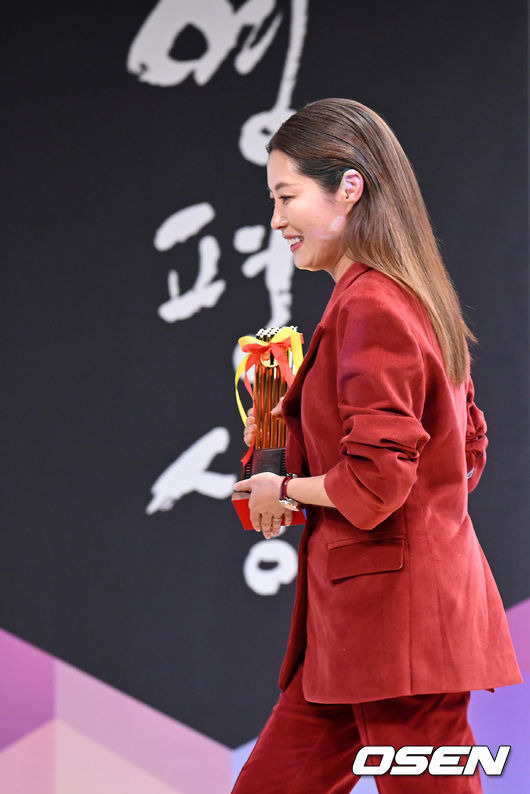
{"left": 231, "top": 738, "right": 256, "bottom": 787}
{"left": 56, "top": 661, "right": 231, "bottom": 794}
{"left": 506, "top": 598, "right": 530, "bottom": 671}
{"left": 0, "top": 629, "right": 55, "bottom": 751}
{"left": 469, "top": 678, "right": 530, "bottom": 792}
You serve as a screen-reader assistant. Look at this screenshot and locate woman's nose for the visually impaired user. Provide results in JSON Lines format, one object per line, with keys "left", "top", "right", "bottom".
{"left": 270, "top": 204, "right": 286, "bottom": 230}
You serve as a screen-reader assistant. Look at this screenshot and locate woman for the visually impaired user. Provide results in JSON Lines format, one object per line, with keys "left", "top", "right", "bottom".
{"left": 232, "top": 99, "right": 522, "bottom": 793}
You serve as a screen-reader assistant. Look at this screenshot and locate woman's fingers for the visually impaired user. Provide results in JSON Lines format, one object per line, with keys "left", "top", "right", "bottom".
{"left": 260, "top": 513, "right": 273, "bottom": 537}
{"left": 250, "top": 510, "right": 262, "bottom": 532}
{"left": 253, "top": 514, "right": 291, "bottom": 539}
{"left": 268, "top": 515, "right": 284, "bottom": 538}
{"left": 243, "top": 428, "right": 256, "bottom": 446}
{"left": 271, "top": 397, "right": 285, "bottom": 416}
{"left": 244, "top": 414, "right": 256, "bottom": 447}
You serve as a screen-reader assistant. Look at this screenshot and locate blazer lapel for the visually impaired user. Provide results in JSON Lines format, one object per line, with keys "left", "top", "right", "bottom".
{"left": 282, "top": 262, "right": 369, "bottom": 419}
{"left": 282, "top": 324, "right": 324, "bottom": 473}
{"left": 283, "top": 323, "right": 324, "bottom": 414}
{"left": 281, "top": 262, "right": 370, "bottom": 475}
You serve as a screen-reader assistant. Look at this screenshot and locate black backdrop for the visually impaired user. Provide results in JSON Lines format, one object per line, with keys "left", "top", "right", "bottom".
{"left": 2, "top": 0, "right": 528, "bottom": 747}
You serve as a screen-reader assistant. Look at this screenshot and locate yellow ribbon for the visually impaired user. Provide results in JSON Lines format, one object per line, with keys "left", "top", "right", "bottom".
{"left": 234, "top": 327, "right": 304, "bottom": 425}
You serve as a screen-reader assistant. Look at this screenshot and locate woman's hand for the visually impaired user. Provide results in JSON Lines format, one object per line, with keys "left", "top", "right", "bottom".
{"left": 233, "top": 471, "right": 292, "bottom": 538}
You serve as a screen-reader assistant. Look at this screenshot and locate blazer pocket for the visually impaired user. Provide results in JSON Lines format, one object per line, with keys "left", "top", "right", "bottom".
{"left": 327, "top": 537, "right": 405, "bottom": 582}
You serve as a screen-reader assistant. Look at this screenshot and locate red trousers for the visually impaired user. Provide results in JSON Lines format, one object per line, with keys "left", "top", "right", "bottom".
{"left": 231, "top": 661, "right": 483, "bottom": 793}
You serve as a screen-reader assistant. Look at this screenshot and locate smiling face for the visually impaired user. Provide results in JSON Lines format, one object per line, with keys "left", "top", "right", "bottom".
{"left": 266, "top": 149, "right": 363, "bottom": 282}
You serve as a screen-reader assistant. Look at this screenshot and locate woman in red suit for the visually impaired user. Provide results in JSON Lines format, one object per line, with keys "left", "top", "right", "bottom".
{"left": 232, "top": 98, "right": 522, "bottom": 793}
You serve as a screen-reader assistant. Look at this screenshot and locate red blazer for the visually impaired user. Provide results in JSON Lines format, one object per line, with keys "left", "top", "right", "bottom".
{"left": 280, "top": 261, "right": 522, "bottom": 703}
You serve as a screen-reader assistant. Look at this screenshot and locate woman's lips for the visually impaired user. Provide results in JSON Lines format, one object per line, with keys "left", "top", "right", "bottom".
{"left": 288, "top": 236, "right": 304, "bottom": 252}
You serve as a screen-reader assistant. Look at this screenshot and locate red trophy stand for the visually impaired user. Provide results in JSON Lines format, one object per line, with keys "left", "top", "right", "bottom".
{"left": 232, "top": 326, "right": 306, "bottom": 530}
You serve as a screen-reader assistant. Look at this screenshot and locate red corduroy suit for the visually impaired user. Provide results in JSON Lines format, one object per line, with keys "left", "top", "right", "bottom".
{"left": 279, "top": 260, "right": 522, "bottom": 704}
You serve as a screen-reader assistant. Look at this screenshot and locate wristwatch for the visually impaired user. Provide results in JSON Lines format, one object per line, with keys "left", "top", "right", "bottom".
{"left": 279, "top": 473, "right": 300, "bottom": 511}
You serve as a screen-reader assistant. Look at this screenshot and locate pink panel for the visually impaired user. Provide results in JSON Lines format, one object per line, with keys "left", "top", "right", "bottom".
{"left": 0, "top": 720, "right": 55, "bottom": 794}
{"left": 0, "top": 629, "right": 55, "bottom": 750}
{"left": 56, "top": 662, "right": 231, "bottom": 794}
{"left": 56, "top": 721, "right": 183, "bottom": 794}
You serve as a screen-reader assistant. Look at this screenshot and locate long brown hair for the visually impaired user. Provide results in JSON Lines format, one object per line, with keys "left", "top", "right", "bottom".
{"left": 266, "top": 98, "right": 477, "bottom": 386}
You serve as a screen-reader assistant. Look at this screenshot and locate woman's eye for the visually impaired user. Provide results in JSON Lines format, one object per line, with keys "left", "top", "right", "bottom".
{"left": 267, "top": 194, "right": 293, "bottom": 203}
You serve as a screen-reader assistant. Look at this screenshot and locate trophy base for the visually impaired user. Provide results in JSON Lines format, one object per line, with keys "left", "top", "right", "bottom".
{"left": 233, "top": 447, "right": 306, "bottom": 530}
{"left": 246, "top": 447, "right": 286, "bottom": 479}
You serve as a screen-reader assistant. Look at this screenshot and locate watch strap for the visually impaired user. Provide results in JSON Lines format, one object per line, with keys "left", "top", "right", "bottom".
{"left": 279, "top": 473, "right": 300, "bottom": 509}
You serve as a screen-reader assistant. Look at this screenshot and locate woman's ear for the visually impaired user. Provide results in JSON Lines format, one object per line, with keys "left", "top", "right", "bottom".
{"left": 340, "top": 169, "right": 364, "bottom": 211}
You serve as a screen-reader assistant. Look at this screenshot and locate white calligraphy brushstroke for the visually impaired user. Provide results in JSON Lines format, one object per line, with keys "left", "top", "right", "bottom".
{"left": 127, "top": 0, "right": 281, "bottom": 87}
{"left": 234, "top": 3, "right": 283, "bottom": 75}
{"left": 241, "top": 228, "right": 293, "bottom": 328}
{"left": 239, "top": 107, "right": 293, "bottom": 166}
{"left": 233, "top": 225, "right": 266, "bottom": 254}
{"left": 232, "top": 227, "right": 293, "bottom": 375}
{"left": 154, "top": 202, "right": 215, "bottom": 249}
{"left": 154, "top": 203, "right": 225, "bottom": 322}
{"left": 243, "top": 538, "right": 298, "bottom": 595}
{"left": 239, "top": 0, "right": 308, "bottom": 165}
{"left": 146, "top": 427, "right": 236, "bottom": 514}
{"left": 232, "top": 227, "right": 294, "bottom": 370}
{"left": 159, "top": 235, "right": 226, "bottom": 322}
{"left": 272, "top": 0, "right": 308, "bottom": 117}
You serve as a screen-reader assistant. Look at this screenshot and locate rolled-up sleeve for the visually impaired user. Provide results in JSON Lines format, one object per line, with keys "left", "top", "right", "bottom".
{"left": 465, "top": 374, "right": 488, "bottom": 493}
{"left": 323, "top": 295, "right": 431, "bottom": 529}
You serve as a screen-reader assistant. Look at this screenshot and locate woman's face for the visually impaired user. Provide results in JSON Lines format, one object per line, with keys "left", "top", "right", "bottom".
{"left": 266, "top": 150, "right": 360, "bottom": 282}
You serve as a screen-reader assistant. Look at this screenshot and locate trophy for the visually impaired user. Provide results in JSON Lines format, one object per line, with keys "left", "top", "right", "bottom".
{"left": 232, "top": 326, "right": 306, "bottom": 529}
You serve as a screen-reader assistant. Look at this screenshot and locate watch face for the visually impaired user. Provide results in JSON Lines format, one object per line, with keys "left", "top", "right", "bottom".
{"left": 280, "top": 497, "right": 299, "bottom": 510}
